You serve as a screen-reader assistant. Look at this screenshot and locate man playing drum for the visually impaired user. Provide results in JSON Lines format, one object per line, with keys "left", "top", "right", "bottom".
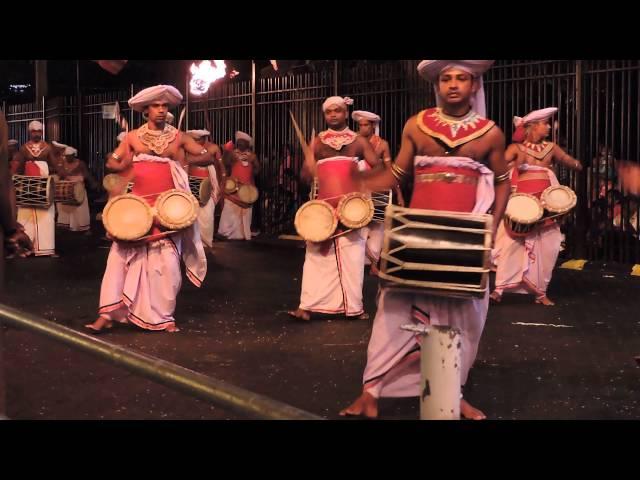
{"left": 217, "top": 131, "right": 259, "bottom": 241}
{"left": 55, "top": 146, "right": 98, "bottom": 234}
{"left": 288, "top": 96, "right": 381, "bottom": 322}
{"left": 185, "top": 129, "right": 222, "bottom": 249}
{"left": 491, "top": 107, "right": 582, "bottom": 306}
{"left": 352, "top": 110, "right": 405, "bottom": 276}
{"left": 340, "top": 61, "right": 510, "bottom": 419}
{"left": 85, "top": 85, "right": 211, "bottom": 334}
{"left": 14, "top": 121, "right": 59, "bottom": 257}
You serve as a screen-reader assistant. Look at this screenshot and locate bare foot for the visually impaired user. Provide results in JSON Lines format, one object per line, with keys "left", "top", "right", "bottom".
{"left": 460, "top": 399, "right": 486, "bottom": 420}
{"left": 350, "top": 312, "right": 370, "bottom": 320}
{"left": 84, "top": 316, "right": 113, "bottom": 334}
{"left": 165, "top": 324, "right": 181, "bottom": 333}
{"left": 339, "top": 391, "right": 378, "bottom": 418}
{"left": 490, "top": 291, "right": 502, "bottom": 303}
{"left": 535, "top": 295, "right": 555, "bottom": 306}
{"left": 287, "top": 308, "right": 311, "bottom": 321}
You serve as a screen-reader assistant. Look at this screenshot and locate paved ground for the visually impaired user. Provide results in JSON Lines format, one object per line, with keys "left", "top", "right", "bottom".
{"left": 1, "top": 227, "right": 639, "bottom": 420}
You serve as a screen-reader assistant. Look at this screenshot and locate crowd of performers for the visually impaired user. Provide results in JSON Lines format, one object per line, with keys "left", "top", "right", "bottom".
{"left": 7, "top": 59, "right": 640, "bottom": 419}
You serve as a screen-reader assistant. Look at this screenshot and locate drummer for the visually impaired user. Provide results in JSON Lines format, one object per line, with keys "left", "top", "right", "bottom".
{"left": 55, "top": 146, "right": 98, "bottom": 234}
{"left": 287, "top": 96, "right": 380, "bottom": 322}
{"left": 85, "top": 85, "right": 211, "bottom": 334}
{"left": 14, "top": 121, "right": 59, "bottom": 257}
{"left": 491, "top": 107, "right": 582, "bottom": 306}
{"left": 185, "top": 129, "right": 222, "bottom": 248}
{"left": 340, "top": 61, "right": 510, "bottom": 419}
{"left": 217, "top": 131, "right": 259, "bottom": 241}
{"left": 352, "top": 110, "right": 405, "bottom": 276}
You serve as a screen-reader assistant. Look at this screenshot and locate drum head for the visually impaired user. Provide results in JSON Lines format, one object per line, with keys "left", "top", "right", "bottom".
{"left": 102, "top": 174, "right": 119, "bottom": 191}
{"left": 542, "top": 186, "right": 576, "bottom": 214}
{"left": 505, "top": 193, "right": 543, "bottom": 224}
{"left": 155, "top": 189, "right": 199, "bottom": 230}
{"left": 72, "top": 181, "right": 86, "bottom": 204}
{"left": 294, "top": 200, "right": 337, "bottom": 242}
{"left": 45, "top": 175, "right": 54, "bottom": 205}
{"left": 102, "top": 194, "right": 153, "bottom": 241}
{"left": 237, "top": 184, "right": 258, "bottom": 204}
{"left": 224, "top": 178, "right": 238, "bottom": 194}
{"left": 337, "top": 192, "right": 374, "bottom": 228}
{"left": 199, "top": 178, "right": 212, "bottom": 204}
{"left": 103, "top": 174, "right": 129, "bottom": 195}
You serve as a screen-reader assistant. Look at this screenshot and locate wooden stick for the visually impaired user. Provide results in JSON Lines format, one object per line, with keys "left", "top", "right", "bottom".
{"left": 177, "top": 107, "right": 186, "bottom": 131}
{"left": 289, "top": 110, "right": 309, "bottom": 154}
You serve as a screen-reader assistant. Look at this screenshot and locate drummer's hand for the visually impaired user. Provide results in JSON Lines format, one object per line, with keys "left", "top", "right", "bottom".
{"left": 6, "top": 230, "right": 34, "bottom": 258}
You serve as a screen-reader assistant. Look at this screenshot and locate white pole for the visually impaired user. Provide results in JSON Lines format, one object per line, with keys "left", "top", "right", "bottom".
{"left": 401, "top": 324, "right": 461, "bottom": 420}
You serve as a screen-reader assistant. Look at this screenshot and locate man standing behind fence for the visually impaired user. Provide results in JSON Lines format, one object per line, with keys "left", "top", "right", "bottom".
{"left": 14, "top": 121, "right": 59, "bottom": 257}
{"left": 56, "top": 146, "right": 98, "bottom": 234}
{"left": 217, "top": 131, "right": 259, "bottom": 241}
{"left": 288, "top": 96, "right": 380, "bottom": 322}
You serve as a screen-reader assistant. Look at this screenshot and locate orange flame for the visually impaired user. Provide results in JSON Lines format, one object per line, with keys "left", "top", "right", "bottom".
{"left": 190, "top": 60, "right": 227, "bottom": 96}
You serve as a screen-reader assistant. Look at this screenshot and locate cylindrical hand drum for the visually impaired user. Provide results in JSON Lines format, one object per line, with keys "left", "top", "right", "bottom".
{"left": 294, "top": 199, "right": 337, "bottom": 242}
{"left": 336, "top": 192, "right": 374, "bottom": 229}
{"left": 237, "top": 183, "right": 259, "bottom": 205}
{"left": 188, "top": 175, "right": 213, "bottom": 206}
{"left": 55, "top": 180, "right": 85, "bottom": 205}
{"left": 154, "top": 189, "right": 199, "bottom": 231}
{"left": 102, "top": 193, "right": 153, "bottom": 241}
{"left": 504, "top": 193, "right": 543, "bottom": 237}
{"left": 541, "top": 185, "right": 577, "bottom": 218}
{"left": 103, "top": 174, "right": 132, "bottom": 195}
{"left": 224, "top": 177, "right": 239, "bottom": 194}
{"left": 12, "top": 174, "right": 54, "bottom": 208}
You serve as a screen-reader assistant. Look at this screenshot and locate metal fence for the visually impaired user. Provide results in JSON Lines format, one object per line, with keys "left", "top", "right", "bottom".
{"left": 4, "top": 60, "right": 640, "bottom": 263}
